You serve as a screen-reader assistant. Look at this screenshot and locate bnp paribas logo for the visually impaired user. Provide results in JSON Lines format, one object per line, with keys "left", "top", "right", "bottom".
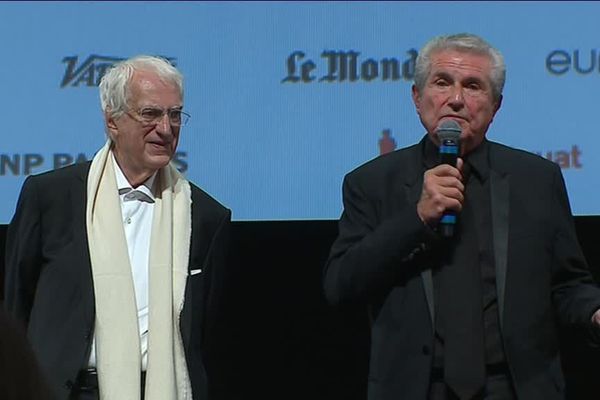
{"left": 60, "top": 55, "right": 177, "bottom": 88}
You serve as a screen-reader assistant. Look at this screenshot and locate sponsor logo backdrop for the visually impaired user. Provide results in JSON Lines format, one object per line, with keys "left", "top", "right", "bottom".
{"left": 0, "top": 2, "right": 598, "bottom": 221}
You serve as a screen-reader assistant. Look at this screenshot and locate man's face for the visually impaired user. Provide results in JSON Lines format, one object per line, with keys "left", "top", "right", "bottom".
{"left": 412, "top": 49, "right": 502, "bottom": 155}
{"left": 106, "top": 69, "right": 182, "bottom": 184}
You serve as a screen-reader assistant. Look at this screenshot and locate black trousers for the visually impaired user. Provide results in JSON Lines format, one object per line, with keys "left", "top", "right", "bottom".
{"left": 429, "top": 374, "right": 516, "bottom": 400}
{"left": 69, "top": 370, "right": 146, "bottom": 400}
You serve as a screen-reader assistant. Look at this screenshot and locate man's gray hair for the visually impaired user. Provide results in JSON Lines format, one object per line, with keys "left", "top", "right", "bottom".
{"left": 414, "top": 33, "right": 505, "bottom": 102}
{"left": 99, "top": 55, "right": 184, "bottom": 119}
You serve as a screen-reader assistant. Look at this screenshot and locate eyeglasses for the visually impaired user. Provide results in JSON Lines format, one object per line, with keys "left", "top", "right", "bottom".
{"left": 127, "top": 107, "right": 191, "bottom": 127}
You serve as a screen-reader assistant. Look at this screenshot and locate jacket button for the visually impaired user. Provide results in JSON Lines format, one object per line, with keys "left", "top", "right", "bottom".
{"left": 65, "top": 380, "right": 74, "bottom": 389}
{"left": 422, "top": 345, "right": 431, "bottom": 355}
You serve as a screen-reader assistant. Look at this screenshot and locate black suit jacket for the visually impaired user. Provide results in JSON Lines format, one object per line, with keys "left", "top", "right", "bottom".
{"left": 4, "top": 161, "right": 231, "bottom": 400}
{"left": 324, "top": 136, "right": 600, "bottom": 400}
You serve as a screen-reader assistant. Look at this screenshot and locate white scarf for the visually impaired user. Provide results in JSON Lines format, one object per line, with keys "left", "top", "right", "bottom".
{"left": 86, "top": 141, "right": 192, "bottom": 399}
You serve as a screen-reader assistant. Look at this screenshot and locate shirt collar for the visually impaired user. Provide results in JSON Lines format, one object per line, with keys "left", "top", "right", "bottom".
{"left": 111, "top": 152, "right": 157, "bottom": 200}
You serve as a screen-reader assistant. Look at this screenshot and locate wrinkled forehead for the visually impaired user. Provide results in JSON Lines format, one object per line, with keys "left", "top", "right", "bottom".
{"left": 427, "top": 49, "right": 494, "bottom": 85}
{"left": 127, "top": 70, "right": 182, "bottom": 106}
{"left": 429, "top": 48, "right": 492, "bottom": 69}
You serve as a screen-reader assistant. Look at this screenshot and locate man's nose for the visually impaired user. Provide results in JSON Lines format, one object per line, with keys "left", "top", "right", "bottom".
{"left": 155, "top": 113, "right": 173, "bottom": 134}
{"left": 447, "top": 86, "right": 465, "bottom": 108}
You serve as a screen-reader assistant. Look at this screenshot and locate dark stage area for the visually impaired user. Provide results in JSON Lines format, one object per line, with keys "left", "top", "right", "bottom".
{"left": 1, "top": 218, "right": 600, "bottom": 399}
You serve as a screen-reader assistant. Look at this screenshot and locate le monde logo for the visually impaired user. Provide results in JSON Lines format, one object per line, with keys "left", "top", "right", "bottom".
{"left": 282, "top": 49, "right": 417, "bottom": 84}
{"left": 60, "top": 55, "right": 177, "bottom": 88}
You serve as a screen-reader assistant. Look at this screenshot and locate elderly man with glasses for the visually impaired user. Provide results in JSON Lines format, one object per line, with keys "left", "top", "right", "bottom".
{"left": 5, "top": 55, "right": 231, "bottom": 400}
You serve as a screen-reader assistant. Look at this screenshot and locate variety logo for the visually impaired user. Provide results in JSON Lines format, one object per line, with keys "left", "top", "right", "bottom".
{"left": 61, "top": 55, "right": 177, "bottom": 88}
{"left": 61, "top": 55, "right": 124, "bottom": 87}
{"left": 282, "top": 49, "right": 417, "bottom": 84}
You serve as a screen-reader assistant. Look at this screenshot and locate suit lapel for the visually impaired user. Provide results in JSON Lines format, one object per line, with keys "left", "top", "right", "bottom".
{"left": 490, "top": 168, "right": 510, "bottom": 329}
{"left": 421, "top": 269, "right": 435, "bottom": 326}
{"left": 409, "top": 180, "right": 435, "bottom": 326}
{"left": 402, "top": 145, "right": 437, "bottom": 326}
{"left": 180, "top": 205, "right": 196, "bottom": 349}
{"left": 75, "top": 163, "right": 96, "bottom": 323}
{"left": 180, "top": 188, "right": 204, "bottom": 348}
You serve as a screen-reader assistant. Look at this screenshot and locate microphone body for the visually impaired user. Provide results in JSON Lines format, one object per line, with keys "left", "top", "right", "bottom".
{"left": 436, "top": 121, "right": 462, "bottom": 238}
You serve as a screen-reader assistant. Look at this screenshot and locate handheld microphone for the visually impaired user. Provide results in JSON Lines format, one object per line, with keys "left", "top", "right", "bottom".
{"left": 436, "top": 120, "right": 461, "bottom": 238}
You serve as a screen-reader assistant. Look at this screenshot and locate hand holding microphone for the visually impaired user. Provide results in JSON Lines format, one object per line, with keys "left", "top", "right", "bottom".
{"left": 417, "top": 120, "right": 464, "bottom": 237}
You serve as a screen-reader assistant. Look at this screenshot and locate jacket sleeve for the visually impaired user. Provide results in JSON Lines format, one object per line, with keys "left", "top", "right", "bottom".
{"left": 4, "top": 175, "right": 44, "bottom": 327}
{"left": 323, "top": 172, "right": 438, "bottom": 306}
{"left": 202, "top": 208, "right": 232, "bottom": 342}
{"left": 201, "top": 208, "right": 232, "bottom": 397}
{"left": 549, "top": 164, "right": 600, "bottom": 333}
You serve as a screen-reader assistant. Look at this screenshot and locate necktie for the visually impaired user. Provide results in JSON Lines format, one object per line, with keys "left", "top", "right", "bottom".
{"left": 437, "top": 180, "right": 486, "bottom": 399}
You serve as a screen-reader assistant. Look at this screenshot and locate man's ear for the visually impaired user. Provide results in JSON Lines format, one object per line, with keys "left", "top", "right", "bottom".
{"left": 105, "top": 111, "right": 118, "bottom": 140}
{"left": 494, "top": 94, "right": 503, "bottom": 114}
{"left": 489, "top": 94, "right": 503, "bottom": 125}
{"left": 412, "top": 84, "right": 421, "bottom": 114}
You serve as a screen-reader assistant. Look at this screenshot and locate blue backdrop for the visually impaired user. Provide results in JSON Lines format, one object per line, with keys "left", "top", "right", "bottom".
{"left": 1, "top": 2, "right": 598, "bottom": 222}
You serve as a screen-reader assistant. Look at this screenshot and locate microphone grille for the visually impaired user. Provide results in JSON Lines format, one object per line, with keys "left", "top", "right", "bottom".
{"left": 436, "top": 120, "right": 461, "bottom": 142}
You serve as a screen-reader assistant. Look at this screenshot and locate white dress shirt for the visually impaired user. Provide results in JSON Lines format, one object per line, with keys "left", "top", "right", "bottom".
{"left": 88, "top": 153, "right": 156, "bottom": 371}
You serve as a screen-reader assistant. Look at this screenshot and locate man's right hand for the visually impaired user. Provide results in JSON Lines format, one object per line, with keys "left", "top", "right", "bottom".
{"left": 417, "top": 158, "right": 465, "bottom": 228}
